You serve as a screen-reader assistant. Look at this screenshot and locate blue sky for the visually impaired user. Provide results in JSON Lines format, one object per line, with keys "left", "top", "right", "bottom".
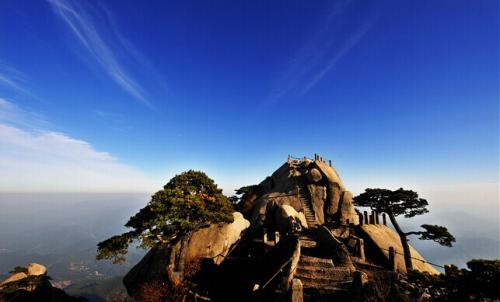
{"left": 0, "top": 0, "right": 497, "bottom": 203}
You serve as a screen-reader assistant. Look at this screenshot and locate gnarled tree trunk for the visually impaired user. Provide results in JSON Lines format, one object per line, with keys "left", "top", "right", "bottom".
{"left": 387, "top": 210, "right": 413, "bottom": 272}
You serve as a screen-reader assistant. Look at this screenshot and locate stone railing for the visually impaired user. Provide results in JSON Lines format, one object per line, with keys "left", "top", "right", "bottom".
{"left": 287, "top": 153, "right": 333, "bottom": 167}
{"left": 359, "top": 210, "right": 388, "bottom": 226}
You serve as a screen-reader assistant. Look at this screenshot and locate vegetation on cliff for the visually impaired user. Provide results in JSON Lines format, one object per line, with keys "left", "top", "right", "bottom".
{"left": 408, "top": 259, "right": 500, "bottom": 301}
{"left": 97, "top": 170, "right": 234, "bottom": 263}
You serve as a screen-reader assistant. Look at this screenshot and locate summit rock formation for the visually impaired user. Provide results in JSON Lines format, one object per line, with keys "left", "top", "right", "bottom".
{"left": 123, "top": 155, "right": 440, "bottom": 302}
{"left": 242, "top": 155, "right": 359, "bottom": 233}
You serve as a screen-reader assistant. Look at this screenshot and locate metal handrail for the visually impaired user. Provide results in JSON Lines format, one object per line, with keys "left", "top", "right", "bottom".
{"left": 260, "top": 257, "right": 294, "bottom": 290}
{"left": 288, "top": 154, "right": 332, "bottom": 166}
{"left": 379, "top": 247, "right": 445, "bottom": 269}
{"left": 288, "top": 155, "right": 304, "bottom": 161}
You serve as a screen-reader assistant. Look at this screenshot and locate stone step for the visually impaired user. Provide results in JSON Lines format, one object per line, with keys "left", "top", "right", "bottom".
{"left": 300, "top": 277, "right": 352, "bottom": 288}
{"left": 295, "top": 268, "right": 352, "bottom": 281}
{"left": 353, "top": 261, "right": 385, "bottom": 271}
{"left": 298, "top": 189, "right": 318, "bottom": 227}
{"left": 303, "top": 283, "right": 351, "bottom": 296}
{"left": 299, "top": 239, "right": 317, "bottom": 249}
{"left": 296, "top": 275, "right": 351, "bottom": 287}
{"left": 296, "top": 264, "right": 332, "bottom": 271}
{"left": 296, "top": 265, "right": 350, "bottom": 273}
{"left": 299, "top": 256, "right": 334, "bottom": 267}
{"left": 296, "top": 267, "right": 338, "bottom": 276}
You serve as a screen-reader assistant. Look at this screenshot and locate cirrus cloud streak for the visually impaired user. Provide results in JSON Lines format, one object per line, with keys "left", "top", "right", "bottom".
{"left": 47, "top": 0, "right": 158, "bottom": 109}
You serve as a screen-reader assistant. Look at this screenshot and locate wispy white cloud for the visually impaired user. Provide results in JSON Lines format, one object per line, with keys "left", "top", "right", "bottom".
{"left": 0, "top": 74, "right": 24, "bottom": 92}
{"left": 47, "top": 0, "right": 158, "bottom": 109}
{"left": 0, "top": 97, "right": 49, "bottom": 129}
{"left": 0, "top": 99, "right": 157, "bottom": 192}
{"left": 0, "top": 65, "right": 36, "bottom": 98}
{"left": 93, "top": 109, "right": 135, "bottom": 132}
{"left": 94, "top": 109, "right": 122, "bottom": 119}
{"left": 299, "top": 21, "right": 372, "bottom": 96}
{"left": 266, "top": 1, "right": 375, "bottom": 105}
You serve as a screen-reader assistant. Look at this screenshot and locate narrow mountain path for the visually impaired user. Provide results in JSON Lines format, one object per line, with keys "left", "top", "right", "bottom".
{"left": 296, "top": 235, "right": 353, "bottom": 301}
{"left": 297, "top": 184, "right": 317, "bottom": 228}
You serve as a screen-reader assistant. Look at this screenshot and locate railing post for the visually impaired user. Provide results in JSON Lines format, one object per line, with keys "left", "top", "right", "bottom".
{"left": 359, "top": 212, "right": 364, "bottom": 225}
{"left": 359, "top": 238, "right": 365, "bottom": 261}
{"left": 389, "top": 246, "right": 396, "bottom": 272}
{"left": 353, "top": 270, "right": 368, "bottom": 287}
{"left": 363, "top": 211, "right": 369, "bottom": 225}
{"left": 291, "top": 278, "right": 303, "bottom": 302}
{"left": 328, "top": 159, "right": 332, "bottom": 166}
{"left": 369, "top": 212, "right": 375, "bottom": 224}
{"left": 375, "top": 211, "right": 380, "bottom": 224}
{"left": 252, "top": 284, "right": 260, "bottom": 302}
{"left": 382, "top": 213, "right": 387, "bottom": 225}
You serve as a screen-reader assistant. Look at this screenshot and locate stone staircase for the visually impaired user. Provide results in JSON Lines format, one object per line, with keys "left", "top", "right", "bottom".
{"left": 297, "top": 185, "right": 318, "bottom": 228}
{"left": 296, "top": 236, "right": 353, "bottom": 301}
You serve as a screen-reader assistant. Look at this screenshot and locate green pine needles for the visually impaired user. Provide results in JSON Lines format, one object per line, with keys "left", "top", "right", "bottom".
{"left": 96, "top": 170, "right": 234, "bottom": 263}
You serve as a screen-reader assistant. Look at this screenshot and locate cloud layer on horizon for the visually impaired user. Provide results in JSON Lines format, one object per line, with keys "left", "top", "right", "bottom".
{"left": 0, "top": 99, "right": 157, "bottom": 192}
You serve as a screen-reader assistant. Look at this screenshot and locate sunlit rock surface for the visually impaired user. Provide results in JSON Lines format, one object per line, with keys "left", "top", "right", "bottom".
{"left": 359, "top": 224, "right": 440, "bottom": 274}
